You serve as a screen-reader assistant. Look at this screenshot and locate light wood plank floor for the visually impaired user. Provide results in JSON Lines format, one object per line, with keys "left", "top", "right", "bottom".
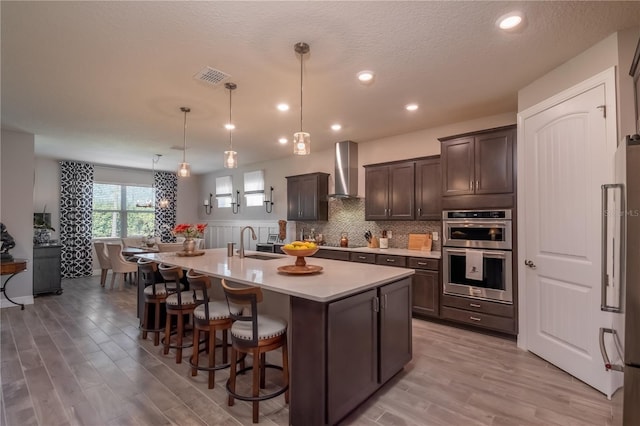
{"left": 1, "top": 276, "right": 614, "bottom": 425}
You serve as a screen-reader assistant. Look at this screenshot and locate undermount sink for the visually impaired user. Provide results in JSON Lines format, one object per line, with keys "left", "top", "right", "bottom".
{"left": 243, "top": 254, "right": 280, "bottom": 260}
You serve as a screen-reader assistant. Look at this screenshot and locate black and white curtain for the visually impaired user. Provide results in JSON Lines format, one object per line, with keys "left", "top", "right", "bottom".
{"left": 154, "top": 171, "right": 177, "bottom": 242}
{"left": 60, "top": 161, "right": 94, "bottom": 278}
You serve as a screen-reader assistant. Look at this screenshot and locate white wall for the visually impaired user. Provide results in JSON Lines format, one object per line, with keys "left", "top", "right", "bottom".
{"left": 34, "top": 157, "right": 61, "bottom": 241}
{"left": 616, "top": 27, "right": 640, "bottom": 137}
{"left": 1, "top": 129, "right": 35, "bottom": 307}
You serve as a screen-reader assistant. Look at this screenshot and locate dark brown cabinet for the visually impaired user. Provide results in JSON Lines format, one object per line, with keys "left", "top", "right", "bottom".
{"left": 312, "top": 248, "right": 350, "bottom": 261}
{"left": 286, "top": 172, "right": 329, "bottom": 221}
{"left": 364, "top": 162, "right": 415, "bottom": 220}
{"left": 378, "top": 279, "right": 412, "bottom": 384}
{"left": 33, "top": 244, "right": 63, "bottom": 295}
{"left": 439, "top": 125, "right": 516, "bottom": 208}
{"left": 440, "top": 294, "right": 516, "bottom": 334}
{"left": 415, "top": 156, "right": 441, "bottom": 220}
{"left": 408, "top": 257, "right": 440, "bottom": 318}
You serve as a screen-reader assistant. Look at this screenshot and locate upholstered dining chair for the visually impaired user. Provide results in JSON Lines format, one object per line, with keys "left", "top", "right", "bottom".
{"left": 93, "top": 241, "right": 111, "bottom": 287}
{"left": 106, "top": 244, "right": 138, "bottom": 290}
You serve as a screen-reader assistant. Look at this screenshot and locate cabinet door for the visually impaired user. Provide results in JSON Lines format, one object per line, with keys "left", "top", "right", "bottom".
{"left": 441, "top": 137, "right": 474, "bottom": 197}
{"left": 286, "top": 177, "right": 301, "bottom": 220}
{"left": 364, "top": 166, "right": 389, "bottom": 220}
{"left": 412, "top": 269, "right": 439, "bottom": 317}
{"left": 328, "top": 289, "right": 378, "bottom": 425}
{"left": 388, "top": 162, "right": 415, "bottom": 220}
{"left": 415, "top": 158, "right": 441, "bottom": 220}
{"left": 379, "top": 278, "right": 412, "bottom": 383}
{"left": 474, "top": 129, "right": 514, "bottom": 195}
{"left": 298, "top": 174, "right": 319, "bottom": 220}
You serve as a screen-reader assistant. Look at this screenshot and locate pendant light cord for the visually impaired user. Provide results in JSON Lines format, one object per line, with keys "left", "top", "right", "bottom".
{"left": 182, "top": 109, "right": 187, "bottom": 162}
{"left": 299, "top": 49, "right": 304, "bottom": 133}
{"left": 229, "top": 86, "right": 233, "bottom": 150}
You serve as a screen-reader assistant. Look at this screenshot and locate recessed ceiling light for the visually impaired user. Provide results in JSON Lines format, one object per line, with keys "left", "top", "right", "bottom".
{"left": 497, "top": 12, "right": 524, "bottom": 30}
{"left": 405, "top": 103, "right": 418, "bottom": 111}
{"left": 278, "top": 138, "right": 288, "bottom": 145}
{"left": 331, "top": 124, "right": 342, "bottom": 131}
{"left": 225, "top": 123, "right": 235, "bottom": 130}
{"left": 277, "top": 103, "right": 289, "bottom": 111}
{"left": 357, "top": 70, "right": 375, "bottom": 83}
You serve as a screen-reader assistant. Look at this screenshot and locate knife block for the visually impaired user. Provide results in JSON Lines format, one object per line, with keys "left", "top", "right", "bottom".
{"left": 368, "top": 236, "right": 379, "bottom": 248}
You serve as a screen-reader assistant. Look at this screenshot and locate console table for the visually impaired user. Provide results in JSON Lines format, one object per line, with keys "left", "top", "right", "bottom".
{"left": 1, "top": 259, "right": 27, "bottom": 310}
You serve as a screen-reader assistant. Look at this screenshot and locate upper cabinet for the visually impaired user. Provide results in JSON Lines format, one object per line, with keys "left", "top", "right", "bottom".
{"left": 415, "top": 157, "right": 441, "bottom": 220}
{"left": 364, "top": 155, "right": 440, "bottom": 221}
{"left": 286, "top": 172, "right": 329, "bottom": 221}
{"left": 364, "top": 162, "right": 415, "bottom": 220}
{"left": 439, "top": 125, "right": 516, "bottom": 209}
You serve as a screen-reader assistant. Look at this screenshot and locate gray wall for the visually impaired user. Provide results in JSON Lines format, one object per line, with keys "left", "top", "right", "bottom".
{"left": 1, "top": 129, "right": 35, "bottom": 307}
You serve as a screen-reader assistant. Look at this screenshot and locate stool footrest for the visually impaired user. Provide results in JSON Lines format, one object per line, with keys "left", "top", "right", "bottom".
{"left": 225, "top": 364, "right": 289, "bottom": 402}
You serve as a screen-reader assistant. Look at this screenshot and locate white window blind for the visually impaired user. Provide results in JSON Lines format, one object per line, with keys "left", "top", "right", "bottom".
{"left": 244, "top": 170, "right": 265, "bottom": 207}
{"left": 215, "top": 176, "right": 233, "bottom": 208}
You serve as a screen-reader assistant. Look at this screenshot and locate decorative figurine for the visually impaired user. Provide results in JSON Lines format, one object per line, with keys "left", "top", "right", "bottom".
{"left": 1, "top": 223, "right": 16, "bottom": 261}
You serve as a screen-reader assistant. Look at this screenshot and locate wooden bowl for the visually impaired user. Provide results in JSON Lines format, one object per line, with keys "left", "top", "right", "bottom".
{"left": 280, "top": 247, "right": 319, "bottom": 266}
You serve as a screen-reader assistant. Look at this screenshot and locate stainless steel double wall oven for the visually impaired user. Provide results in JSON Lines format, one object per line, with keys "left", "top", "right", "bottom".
{"left": 442, "top": 209, "right": 513, "bottom": 304}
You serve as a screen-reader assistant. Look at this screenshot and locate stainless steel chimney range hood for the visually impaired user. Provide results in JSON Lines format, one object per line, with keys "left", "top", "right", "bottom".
{"left": 328, "top": 140, "right": 359, "bottom": 199}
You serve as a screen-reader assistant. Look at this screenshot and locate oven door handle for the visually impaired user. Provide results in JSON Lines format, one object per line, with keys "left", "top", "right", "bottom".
{"left": 444, "top": 248, "right": 509, "bottom": 258}
{"left": 445, "top": 222, "right": 509, "bottom": 228}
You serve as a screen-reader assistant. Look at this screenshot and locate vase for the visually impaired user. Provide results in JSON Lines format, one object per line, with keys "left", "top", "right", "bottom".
{"left": 183, "top": 238, "right": 196, "bottom": 253}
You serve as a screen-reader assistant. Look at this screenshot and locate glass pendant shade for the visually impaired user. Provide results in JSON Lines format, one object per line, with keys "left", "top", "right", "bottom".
{"left": 293, "top": 132, "right": 311, "bottom": 155}
{"left": 224, "top": 150, "right": 238, "bottom": 168}
{"left": 158, "top": 199, "right": 169, "bottom": 208}
{"left": 177, "top": 162, "right": 191, "bottom": 177}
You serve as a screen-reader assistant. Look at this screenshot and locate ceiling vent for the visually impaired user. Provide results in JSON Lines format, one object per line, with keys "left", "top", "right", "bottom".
{"left": 194, "top": 66, "right": 230, "bottom": 86}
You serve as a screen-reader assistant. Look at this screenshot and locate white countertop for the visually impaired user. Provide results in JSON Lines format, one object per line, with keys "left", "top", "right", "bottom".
{"left": 137, "top": 248, "right": 414, "bottom": 303}
{"left": 316, "top": 245, "right": 442, "bottom": 259}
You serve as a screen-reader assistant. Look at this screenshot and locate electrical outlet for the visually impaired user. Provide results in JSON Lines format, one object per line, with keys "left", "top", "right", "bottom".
{"left": 387, "top": 230, "right": 392, "bottom": 238}
{"left": 432, "top": 231, "right": 439, "bottom": 241}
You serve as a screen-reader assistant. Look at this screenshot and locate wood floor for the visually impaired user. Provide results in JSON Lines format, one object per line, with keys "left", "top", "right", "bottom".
{"left": 1, "top": 275, "right": 615, "bottom": 426}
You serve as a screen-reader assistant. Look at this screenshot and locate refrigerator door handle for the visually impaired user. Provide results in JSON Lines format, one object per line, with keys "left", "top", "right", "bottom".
{"left": 601, "top": 183, "right": 624, "bottom": 312}
{"left": 599, "top": 327, "right": 624, "bottom": 372}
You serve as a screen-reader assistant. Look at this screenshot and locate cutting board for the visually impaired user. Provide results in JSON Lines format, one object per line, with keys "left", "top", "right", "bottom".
{"left": 408, "top": 233, "right": 432, "bottom": 251}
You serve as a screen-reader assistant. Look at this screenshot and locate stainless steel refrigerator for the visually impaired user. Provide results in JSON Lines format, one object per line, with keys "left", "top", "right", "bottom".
{"left": 601, "top": 134, "right": 640, "bottom": 425}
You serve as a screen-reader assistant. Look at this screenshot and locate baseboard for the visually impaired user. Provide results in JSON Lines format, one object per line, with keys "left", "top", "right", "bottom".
{"left": 0, "top": 295, "right": 34, "bottom": 309}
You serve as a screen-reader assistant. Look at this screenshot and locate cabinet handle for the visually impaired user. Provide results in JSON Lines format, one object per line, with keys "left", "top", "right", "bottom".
{"left": 381, "top": 294, "right": 388, "bottom": 309}
{"left": 386, "top": 259, "right": 395, "bottom": 263}
{"left": 388, "top": 208, "right": 391, "bottom": 216}
{"left": 476, "top": 180, "right": 479, "bottom": 191}
{"left": 358, "top": 255, "right": 366, "bottom": 260}
{"left": 417, "top": 262, "right": 427, "bottom": 266}
{"left": 417, "top": 207, "right": 422, "bottom": 215}
{"left": 469, "top": 316, "right": 481, "bottom": 322}
{"left": 469, "top": 303, "right": 481, "bottom": 308}
{"left": 373, "top": 297, "right": 380, "bottom": 313}
{"left": 470, "top": 181, "right": 473, "bottom": 190}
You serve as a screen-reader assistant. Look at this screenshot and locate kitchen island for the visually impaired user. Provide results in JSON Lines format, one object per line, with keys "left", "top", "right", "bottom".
{"left": 138, "top": 248, "right": 414, "bottom": 425}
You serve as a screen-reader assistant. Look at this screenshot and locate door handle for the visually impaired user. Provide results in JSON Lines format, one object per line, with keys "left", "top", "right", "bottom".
{"left": 601, "top": 183, "right": 624, "bottom": 313}
{"left": 524, "top": 259, "right": 536, "bottom": 269}
{"left": 599, "top": 327, "right": 624, "bottom": 371}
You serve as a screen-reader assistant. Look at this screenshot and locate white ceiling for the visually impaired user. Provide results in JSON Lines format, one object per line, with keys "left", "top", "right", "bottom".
{"left": 2, "top": 1, "right": 639, "bottom": 174}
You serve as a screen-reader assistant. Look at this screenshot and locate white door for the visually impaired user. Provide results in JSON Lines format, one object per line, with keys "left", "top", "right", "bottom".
{"left": 520, "top": 72, "right": 618, "bottom": 396}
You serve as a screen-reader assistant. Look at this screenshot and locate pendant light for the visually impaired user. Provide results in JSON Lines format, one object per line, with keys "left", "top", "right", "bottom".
{"left": 153, "top": 154, "right": 170, "bottom": 208}
{"left": 224, "top": 82, "right": 238, "bottom": 168}
{"left": 177, "top": 106, "right": 191, "bottom": 177}
{"left": 293, "top": 42, "right": 311, "bottom": 155}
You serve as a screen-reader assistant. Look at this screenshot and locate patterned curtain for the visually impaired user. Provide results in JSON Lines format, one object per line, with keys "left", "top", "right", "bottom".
{"left": 59, "top": 161, "right": 94, "bottom": 278}
{"left": 154, "top": 171, "right": 177, "bottom": 242}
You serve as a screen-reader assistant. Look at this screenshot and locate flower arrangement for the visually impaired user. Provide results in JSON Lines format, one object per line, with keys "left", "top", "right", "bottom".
{"left": 172, "top": 223, "right": 207, "bottom": 238}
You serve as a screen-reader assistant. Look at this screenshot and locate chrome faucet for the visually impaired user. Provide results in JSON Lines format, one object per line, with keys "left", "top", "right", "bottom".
{"left": 239, "top": 226, "right": 257, "bottom": 258}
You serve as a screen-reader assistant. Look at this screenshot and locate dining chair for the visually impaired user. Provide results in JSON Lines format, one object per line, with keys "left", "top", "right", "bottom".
{"left": 106, "top": 244, "right": 138, "bottom": 290}
{"left": 93, "top": 241, "right": 111, "bottom": 287}
{"left": 221, "top": 279, "right": 289, "bottom": 423}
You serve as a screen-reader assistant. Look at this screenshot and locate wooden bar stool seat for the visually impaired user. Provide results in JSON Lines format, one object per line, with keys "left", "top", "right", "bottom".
{"left": 221, "top": 279, "right": 289, "bottom": 423}
{"left": 159, "top": 264, "right": 197, "bottom": 363}
{"left": 186, "top": 270, "right": 242, "bottom": 389}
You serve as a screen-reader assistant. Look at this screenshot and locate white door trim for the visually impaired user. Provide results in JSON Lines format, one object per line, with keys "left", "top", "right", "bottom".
{"left": 516, "top": 66, "right": 618, "bottom": 350}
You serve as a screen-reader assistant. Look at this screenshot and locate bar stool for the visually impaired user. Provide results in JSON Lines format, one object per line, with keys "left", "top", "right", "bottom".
{"left": 138, "top": 259, "right": 182, "bottom": 346}
{"left": 221, "top": 279, "right": 289, "bottom": 423}
{"left": 158, "top": 264, "right": 197, "bottom": 363}
{"left": 186, "top": 270, "right": 242, "bottom": 388}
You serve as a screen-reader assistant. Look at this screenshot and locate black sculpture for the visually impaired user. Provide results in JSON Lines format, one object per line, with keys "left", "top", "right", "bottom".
{"left": 1, "top": 223, "right": 16, "bottom": 261}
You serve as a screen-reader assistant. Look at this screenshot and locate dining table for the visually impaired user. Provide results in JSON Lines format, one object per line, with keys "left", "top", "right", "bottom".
{"left": 121, "top": 246, "right": 159, "bottom": 257}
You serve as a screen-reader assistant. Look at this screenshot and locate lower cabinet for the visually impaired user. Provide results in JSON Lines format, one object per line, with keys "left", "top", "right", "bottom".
{"left": 408, "top": 257, "right": 440, "bottom": 318}
{"left": 312, "top": 248, "right": 351, "bottom": 261}
{"left": 33, "top": 244, "right": 63, "bottom": 295}
{"left": 440, "top": 294, "right": 516, "bottom": 334}
{"left": 290, "top": 277, "right": 412, "bottom": 425}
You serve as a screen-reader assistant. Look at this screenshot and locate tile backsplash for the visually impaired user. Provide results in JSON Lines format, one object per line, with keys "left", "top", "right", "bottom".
{"left": 295, "top": 198, "right": 441, "bottom": 251}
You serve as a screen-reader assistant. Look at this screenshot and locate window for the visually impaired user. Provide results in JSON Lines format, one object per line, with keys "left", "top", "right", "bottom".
{"left": 244, "top": 170, "right": 265, "bottom": 207}
{"left": 216, "top": 176, "right": 233, "bottom": 208}
{"left": 92, "top": 182, "right": 155, "bottom": 238}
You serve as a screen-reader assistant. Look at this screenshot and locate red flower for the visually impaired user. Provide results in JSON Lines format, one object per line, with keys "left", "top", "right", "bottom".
{"left": 172, "top": 223, "right": 207, "bottom": 238}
